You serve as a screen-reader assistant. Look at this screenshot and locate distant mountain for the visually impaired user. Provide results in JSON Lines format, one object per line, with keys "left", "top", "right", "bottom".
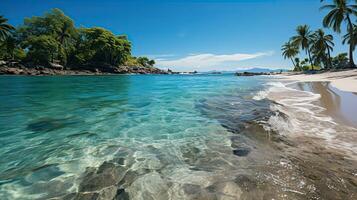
{"left": 202, "top": 68, "right": 288, "bottom": 74}
{"left": 235, "top": 68, "right": 288, "bottom": 73}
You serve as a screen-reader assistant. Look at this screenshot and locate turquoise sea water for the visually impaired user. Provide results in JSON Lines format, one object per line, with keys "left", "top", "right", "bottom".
{"left": 0, "top": 74, "right": 274, "bottom": 199}
{"left": 5, "top": 74, "right": 355, "bottom": 199}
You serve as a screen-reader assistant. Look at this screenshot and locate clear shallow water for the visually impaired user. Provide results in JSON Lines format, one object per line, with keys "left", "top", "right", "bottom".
{"left": 0, "top": 75, "right": 271, "bottom": 199}
{"left": 0, "top": 75, "right": 356, "bottom": 200}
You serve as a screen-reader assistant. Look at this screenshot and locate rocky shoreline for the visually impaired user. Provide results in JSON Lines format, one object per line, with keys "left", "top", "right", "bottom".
{"left": 0, "top": 62, "right": 168, "bottom": 76}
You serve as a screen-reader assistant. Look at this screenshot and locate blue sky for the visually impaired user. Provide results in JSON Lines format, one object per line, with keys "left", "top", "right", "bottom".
{"left": 0, "top": 0, "right": 353, "bottom": 71}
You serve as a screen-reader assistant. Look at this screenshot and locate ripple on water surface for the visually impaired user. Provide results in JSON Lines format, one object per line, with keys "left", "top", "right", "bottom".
{"left": 0, "top": 75, "right": 356, "bottom": 199}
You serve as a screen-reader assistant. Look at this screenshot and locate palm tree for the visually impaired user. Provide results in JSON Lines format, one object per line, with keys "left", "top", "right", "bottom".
{"left": 0, "top": 16, "right": 15, "bottom": 41}
{"left": 321, "top": 0, "right": 357, "bottom": 68}
{"left": 291, "top": 25, "right": 314, "bottom": 68}
{"left": 343, "top": 24, "right": 357, "bottom": 58}
{"left": 0, "top": 36, "right": 17, "bottom": 60}
{"left": 57, "top": 22, "right": 72, "bottom": 48}
{"left": 282, "top": 41, "right": 300, "bottom": 70}
{"left": 312, "top": 29, "right": 334, "bottom": 68}
{"left": 55, "top": 21, "right": 73, "bottom": 65}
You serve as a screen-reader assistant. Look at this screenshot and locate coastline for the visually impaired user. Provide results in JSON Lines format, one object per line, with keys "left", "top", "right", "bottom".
{"left": 264, "top": 75, "right": 357, "bottom": 155}
{"left": 289, "top": 81, "right": 357, "bottom": 128}
{"left": 255, "top": 76, "right": 357, "bottom": 198}
{"left": 274, "top": 69, "right": 357, "bottom": 93}
{"left": 0, "top": 65, "right": 169, "bottom": 76}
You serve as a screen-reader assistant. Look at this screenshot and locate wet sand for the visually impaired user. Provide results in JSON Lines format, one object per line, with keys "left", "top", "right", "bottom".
{"left": 262, "top": 80, "right": 357, "bottom": 199}
{"left": 289, "top": 81, "right": 357, "bottom": 128}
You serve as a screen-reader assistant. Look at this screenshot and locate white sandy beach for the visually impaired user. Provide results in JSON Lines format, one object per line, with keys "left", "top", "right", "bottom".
{"left": 276, "top": 69, "right": 357, "bottom": 93}
{"left": 266, "top": 69, "right": 357, "bottom": 160}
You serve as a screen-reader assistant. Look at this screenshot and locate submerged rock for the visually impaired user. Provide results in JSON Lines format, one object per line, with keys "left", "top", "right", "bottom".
{"left": 126, "top": 172, "right": 169, "bottom": 200}
{"left": 207, "top": 181, "right": 243, "bottom": 199}
{"left": 115, "top": 188, "right": 130, "bottom": 200}
{"left": 73, "top": 192, "right": 99, "bottom": 200}
{"left": 234, "top": 174, "right": 258, "bottom": 191}
{"left": 79, "top": 162, "right": 126, "bottom": 192}
{"left": 27, "top": 117, "right": 81, "bottom": 133}
{"left": 232, "top": 147, "right": 251, "bottom": 157}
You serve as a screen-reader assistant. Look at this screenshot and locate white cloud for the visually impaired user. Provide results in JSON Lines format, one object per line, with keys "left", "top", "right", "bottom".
{"left": 144, "top": 54, "right": 176, "bottom": 59}
{"left": 155, "top": 51, "right": 274, "bottom": 71}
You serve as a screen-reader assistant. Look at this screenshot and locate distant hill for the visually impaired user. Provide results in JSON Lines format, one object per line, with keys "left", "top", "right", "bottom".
{"left": 203, "top": 68, "right": 288, "bottom": 74}
{"left": 235, "top": 68, "right": 288, "bottom": 73}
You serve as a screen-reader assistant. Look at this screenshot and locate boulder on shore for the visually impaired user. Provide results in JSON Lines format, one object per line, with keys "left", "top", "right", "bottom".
{"left": 49, "top": 63, "right": 64, "bottom": 70}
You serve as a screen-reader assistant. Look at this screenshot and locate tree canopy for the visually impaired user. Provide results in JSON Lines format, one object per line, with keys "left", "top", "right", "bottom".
{"left": 0, "top": 9, "right": 155, "bottom": 69}
{"left": 0, "top": 15, "right": 15, "bottom": 41}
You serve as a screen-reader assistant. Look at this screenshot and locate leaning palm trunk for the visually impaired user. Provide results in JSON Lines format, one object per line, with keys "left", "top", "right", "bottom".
{"left": 327, "top": 47, "right": 332, "bottom": 69}
{"left": 290, "top": 58, "right": 296, "bottom": 69}
{"left": 307, "top": 49, "right": 314, "bottom": 70}
{"left": 346, "top": 15, "right": 355, "bottom": 68}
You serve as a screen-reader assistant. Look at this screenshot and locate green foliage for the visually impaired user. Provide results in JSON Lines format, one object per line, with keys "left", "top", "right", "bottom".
{"left": 343, "top": 24, "right": 357, "bottom": 52}
{"left": 125, "top": 56, "right": 140, "bottom": 66}
{"left": 17, "top": 9, "right": 77, "bottom": 65}
{"left": 282, "top": 41, "right": 299, "bottom": 70}
{"left": 0, "top": 15, "right": 15, "bottom": 41}
{"left": 291, "top": 25, "right": 314, "bottom": 65}
{"left": 293, "top": 58, "right": 302, "bottom": 71}
{"left": 302, "top": 65, "right": 321, "bottom": 71}
{"left": 311, "top": 29, "right": 334, "bottom": 68}
{"left": 71, "top": 27, "right": 131, "bottom": 67}
{"left": 332, "top": 53, "right": 349, "bottom": 68}
{"left": 13, "top": 48, "right": 26, "bottom": 60}
{"left": 124, "top": 56, "right": 155, "bottom": 67}
{"left": 148, "top": 59, "right": 155, "bottom": 66}
{"left": 0, "top": 9, "right": 151, "bottom": 70}
{"left": 0, "top": 30, "right": 26, "bottom": 61}
{"left": 22, "top": 35, "right": 59, "bottom": 65}
{"left": 321, "top": 0, "right": 356, "bottom": 67}
{"left": 282, "top": 1, "right": 357, "bottom": 71}
{"left": 136, "top": 57, "right": 155, "bottom": 67}
{"left": 321, "top": 0, "right": 356, "bottom": 33}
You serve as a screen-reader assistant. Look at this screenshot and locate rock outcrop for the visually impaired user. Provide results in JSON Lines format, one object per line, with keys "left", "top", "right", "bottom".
{"left": 0, "top": 61, "right": 168, "bottom": 75}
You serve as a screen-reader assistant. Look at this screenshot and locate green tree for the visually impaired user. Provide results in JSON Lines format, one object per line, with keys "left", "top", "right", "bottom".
{"left": 291, "top": 25, "right": 314, "bottom": 68}
{"left": 137, "top": 57, "right": 150, "bottom": 67}
{"left": 22, "top": 35, "right": 58, "bottom": 65}
{"left": 72, "top": 27, "right": 131, "bottom": 67}
{"left": 54, "top": 15, "right": 77, "bottom": 65}
{"left": 332, "top": 52, "right": 349, "bottom": 68}
{"left": 0, "top": 15, "right": 15, "bottom": 41}
{"left": 343, "top": 24, "right": 357, "bottom": 56}
{"left": 282, "top": 41, "right": 300, "bottom": 70}
{"left": 311, "top": 29, "right": 334, "bottom": 68}
{"left": 294, "top": 58, "right": 302, "bottom": 71}
{"left": 321, "top": 0, "right": 357, "bottom": 67}
{"left": 148, "top": 59, "right": 155, "bottom": 67}
{"left": 18, "top": 9, "right": 77, "bottom": 65}
{"left": 0, "top": 34, "right": 25, "bottom": 61}
{"left": 136, "top": 57, "right": 156, "bottom": 67}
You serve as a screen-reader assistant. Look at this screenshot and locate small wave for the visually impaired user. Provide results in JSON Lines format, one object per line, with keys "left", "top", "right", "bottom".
{"left": 252, "top": 82, "right": 290, "bottom": 101}
{"left": 254, "top": 81, "right": 357, "bottom": 159}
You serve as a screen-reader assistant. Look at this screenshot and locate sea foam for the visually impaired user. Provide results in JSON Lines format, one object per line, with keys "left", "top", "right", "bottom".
{"left": 254, "top": 81, "right": 357, "bottom": 158}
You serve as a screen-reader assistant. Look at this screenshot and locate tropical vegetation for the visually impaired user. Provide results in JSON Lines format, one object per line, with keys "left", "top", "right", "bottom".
{"left": 0, "top": 15, "right": 14, "bottom": 41}
{"left": 0, "top": 9, "right": 155, "bottom": 70}
{"left": 282, "top": 0, "right": 357, "bottom": 71}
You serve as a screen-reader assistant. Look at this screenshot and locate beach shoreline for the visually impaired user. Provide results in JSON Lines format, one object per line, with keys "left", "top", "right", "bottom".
{"left": 256, "top": 76, "right": 357, "bottom": 199}
{"left": 274, "top": 69, "right": 357, "bottom": 93}
{"left": 265, "top": 72, "right": 357, "bottom": 149}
